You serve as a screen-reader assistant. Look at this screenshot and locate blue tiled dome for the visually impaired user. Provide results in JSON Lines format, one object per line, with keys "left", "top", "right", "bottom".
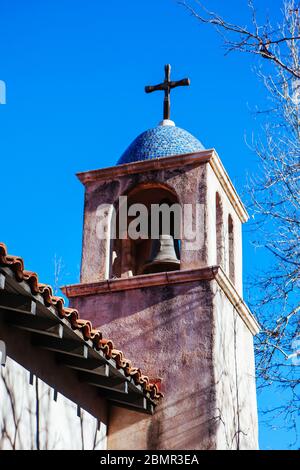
{"left": 117, "top": 124, "right": 204, "bottom": 165}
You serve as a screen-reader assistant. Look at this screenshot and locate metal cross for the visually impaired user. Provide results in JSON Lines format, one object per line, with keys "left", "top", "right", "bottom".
{"left": 145, "top": 64, "right": 190, "bottom": 121}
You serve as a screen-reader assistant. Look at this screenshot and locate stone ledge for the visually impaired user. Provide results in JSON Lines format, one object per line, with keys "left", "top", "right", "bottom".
{"left": 61, "top": 266, "right": 260, "bottom": 336}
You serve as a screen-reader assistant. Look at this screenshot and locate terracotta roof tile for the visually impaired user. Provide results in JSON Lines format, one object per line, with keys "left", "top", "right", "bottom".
{"left": 0, "top": 242, "right": 163, "bottom": 402}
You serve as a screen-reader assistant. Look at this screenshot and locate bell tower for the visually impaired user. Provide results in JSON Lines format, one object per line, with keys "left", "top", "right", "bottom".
{"left": 63, "top": 66, "right": 259, "bottom": 450}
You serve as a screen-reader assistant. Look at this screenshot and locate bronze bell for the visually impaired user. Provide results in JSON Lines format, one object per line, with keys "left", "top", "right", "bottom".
{"left": 142, "top": 234, "right": 180, "bottom": 274}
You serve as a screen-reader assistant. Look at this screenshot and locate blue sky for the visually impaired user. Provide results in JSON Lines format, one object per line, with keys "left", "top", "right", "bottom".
{"left": 0, "top": 0, "right": 297, "bottom": 449}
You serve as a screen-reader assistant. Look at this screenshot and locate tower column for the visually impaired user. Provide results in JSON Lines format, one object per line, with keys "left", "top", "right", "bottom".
{"left": 67, "top": 73, "right": 259, "bottom": 448}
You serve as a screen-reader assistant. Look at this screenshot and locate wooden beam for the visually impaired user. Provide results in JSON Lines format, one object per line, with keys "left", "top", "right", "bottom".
{"left": 110, "top": 397, "right": 154, "bottom": 415}
{"left": 0, "top": 273, "right": 5, "bottom": 290}
{"left": 2, "top": 312, "right": 63, "bottom": 338}
{"left": 29, "top": 371, "right": 34, "bottom": 385}
{"left": 31, "top": 334, "right": 88, "bottom": 358}
{"left": 78, "top": 371, "right": 128, "bottom": 393}
{"left": 0, "top": 291, "right": 36, "bottom": 315}
{"left": 0, "top": 340, "right": 6, "bottom": 366}
{"left": 102, "top": 389, "right": 149, "bottom": 412}
{"left": 58, "top": 355, "right": 109, "bottom": 376}
{"left": 128, "top": 381, "right": 144, "bottom": 396}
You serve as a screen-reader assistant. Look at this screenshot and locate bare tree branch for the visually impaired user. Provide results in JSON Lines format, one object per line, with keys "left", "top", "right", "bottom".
{"left": 181, "top": 0, "right": 300, "bottom": 440}
{"left": 179, "top": 0, "right": 300, "bottom": 77}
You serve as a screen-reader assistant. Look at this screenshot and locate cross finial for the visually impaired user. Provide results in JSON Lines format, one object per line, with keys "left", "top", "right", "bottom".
{"left": 145, "top": 64, "right": 190, "bottom": 121}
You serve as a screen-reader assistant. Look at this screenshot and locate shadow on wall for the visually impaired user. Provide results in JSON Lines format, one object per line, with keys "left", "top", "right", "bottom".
{"left": 72, "top": 281, "right": 213, "bottom": 378}
{"left": 75, "top": 280, "right": 212, "bottom": 326}
{"left": 109, "top": 385, "right": 219, "bottom": 450}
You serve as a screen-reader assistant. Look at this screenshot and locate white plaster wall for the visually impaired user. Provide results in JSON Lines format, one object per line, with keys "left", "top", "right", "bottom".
{"left": 235, "top": 308, "right": 259, "bottom": 449}
{"left": 0, "top": 357, "right": 107, "bottom": 450}
{"left": 213, "top": 284, "right": 259, "bottom": 449}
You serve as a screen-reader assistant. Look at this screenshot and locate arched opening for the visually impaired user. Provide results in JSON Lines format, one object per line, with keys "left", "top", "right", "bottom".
{"left": 111, "top": 183, "right": 181, "bottom": 278}
{"left": 228, "top": 214, "right": 235, "bottom": 283}
{"left": 216, "top": 192, "right": 224, "bottom": 267}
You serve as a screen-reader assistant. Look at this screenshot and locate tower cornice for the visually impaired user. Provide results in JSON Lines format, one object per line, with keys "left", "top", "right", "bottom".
{"left": 77, "top": 149, "right": 249, "bottom": 223}
{"left": 61, "top": 266, "right": 260, "bottom": 336}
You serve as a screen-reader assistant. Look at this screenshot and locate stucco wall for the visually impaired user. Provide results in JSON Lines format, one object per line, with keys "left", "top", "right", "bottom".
{"left": 70, "top": 277, "right": 258, "bottom": 450}
{"left": 72, "top": 152, "right": 256, "bottom": 450}
{"left": 71, "top": 280, "right": 217, "bottom": 449}
{"left": 80, "top": 158, "right": 243, "bottom": 295}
